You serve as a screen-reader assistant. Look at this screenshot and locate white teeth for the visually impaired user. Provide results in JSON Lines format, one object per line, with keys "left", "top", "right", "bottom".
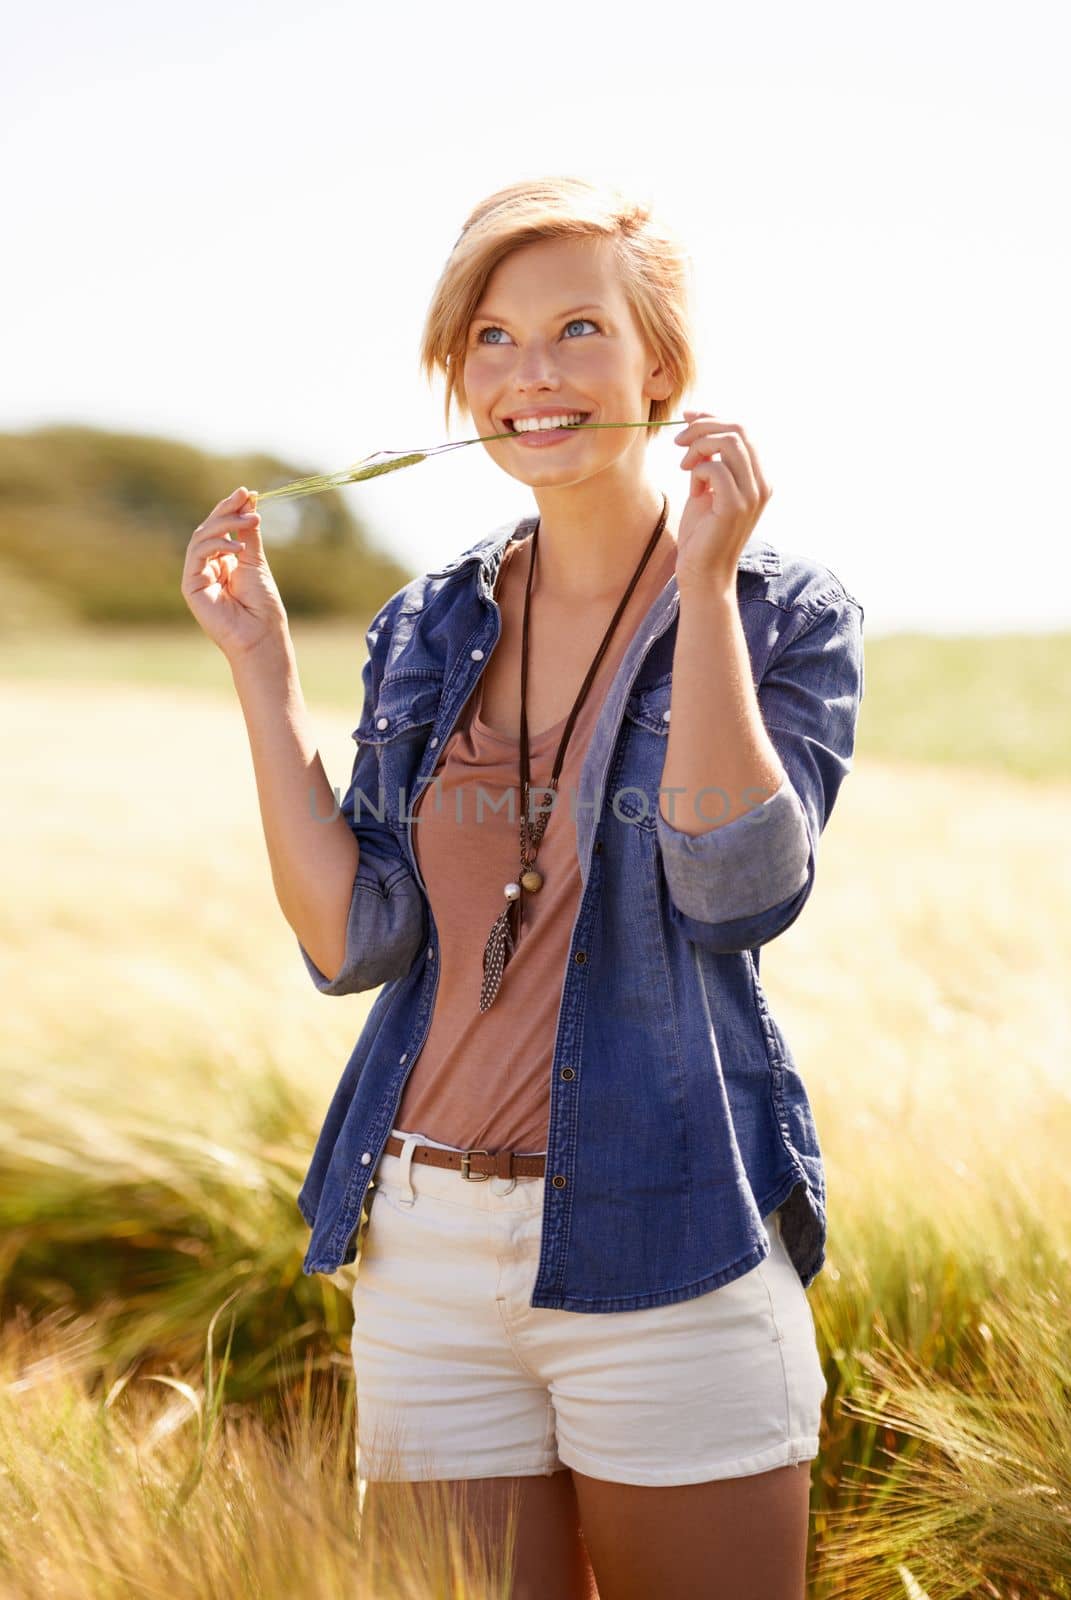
{"left": 511, "top": 413, "right": 587, "bottom": 433}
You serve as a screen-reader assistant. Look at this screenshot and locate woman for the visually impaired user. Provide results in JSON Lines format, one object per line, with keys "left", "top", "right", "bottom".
{"left": 182, "top": 176, "right": 864, "bottom": 1600}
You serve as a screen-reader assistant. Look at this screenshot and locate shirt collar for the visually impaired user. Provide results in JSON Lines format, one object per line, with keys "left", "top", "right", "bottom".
{"left": 427, "top": 515, "right": 783, "bottom": 589}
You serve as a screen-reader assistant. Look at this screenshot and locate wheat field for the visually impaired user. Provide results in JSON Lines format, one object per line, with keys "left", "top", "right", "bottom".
{"left": 1, "top": 637, "right": 1069, "bottom": 1599}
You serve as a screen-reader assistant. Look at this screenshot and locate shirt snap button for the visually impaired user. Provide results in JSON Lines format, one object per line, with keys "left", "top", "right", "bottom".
{"left": 552, "top": 1174, "right": 567, "bottom": 1189}
{"left": 376, "top": 716, "right": 389, "bottom": 730}
{"left": 427, "top": 946, "right": 435, "bottom": 960}
{"left": 471, "top": 648, "right": 484, "bottom": 660}
{"left": 560, "top": 1067, "right": 575, "bottom": 1081}
{"left": 399, "top": 1052, "right": 408, "bottom": 1063}
{"left": 662, "top": 709, "right": 671, "bottom": 722}
{"left": 574, "top": 950, "right": 587, "bottom": 964}
{"left": 429, "top": 736, "right": 439, "bottom": 747}
{"left": 360, "top": 1152, "right": 371, "bottom": 1165}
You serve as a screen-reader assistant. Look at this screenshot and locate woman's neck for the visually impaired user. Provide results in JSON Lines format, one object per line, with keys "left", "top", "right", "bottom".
{"left": 525, "top": 487, "right": 678, "bottom": 603}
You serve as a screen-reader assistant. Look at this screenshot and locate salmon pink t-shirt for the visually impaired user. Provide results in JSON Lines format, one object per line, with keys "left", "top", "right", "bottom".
{"left": 395, "top": 535, "right": 677, "bottom": 1154}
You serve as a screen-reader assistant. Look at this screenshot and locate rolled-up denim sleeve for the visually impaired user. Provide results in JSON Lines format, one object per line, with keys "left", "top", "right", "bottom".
{"left": 657, "top": 593, "right": 864, "bottom": 953}
{"left": 297, "top": 628, "right": 427, "bottom": 995}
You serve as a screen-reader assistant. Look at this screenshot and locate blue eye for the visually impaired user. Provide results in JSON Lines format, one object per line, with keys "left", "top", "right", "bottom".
{"left": 475, "top": 317, "right": 600, "bottom": 345}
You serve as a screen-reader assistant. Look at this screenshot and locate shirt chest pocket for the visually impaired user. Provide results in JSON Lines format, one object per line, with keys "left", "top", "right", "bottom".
{"left": 354, "top": 674, "right": 443, "bottom": 826}
{"left": 612, "top": 679, "right": 673, "bottom": 832}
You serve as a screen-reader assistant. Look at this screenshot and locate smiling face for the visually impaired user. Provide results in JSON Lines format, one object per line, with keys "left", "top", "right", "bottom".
{"left": 459, "top": 234, "right": 672, "bottom": 490}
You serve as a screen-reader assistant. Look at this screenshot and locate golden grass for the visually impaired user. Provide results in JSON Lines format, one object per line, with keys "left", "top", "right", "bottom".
{"left": 2, "top": 671, "right": 1069, "bottom": 1597}
{"left": 0, "top": 1307, "right": 518, "bottom": 1599}
{"left": 252, "top": 421, "right": 686, "bottom": 503}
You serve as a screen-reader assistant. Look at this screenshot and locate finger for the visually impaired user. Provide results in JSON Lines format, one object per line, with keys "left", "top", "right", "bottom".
{"left": 679, "top": 431, "right": 745, "bottom": 467}
{"left": 190, "top": 512, "right": 260, "bottom": 545}
{"left": 677, "top": 417, "right": 771, "bottom": 506}
{"left": 185, "top": 545, "right": 239, "bottom": 583}
{"left": 186, "top": 559, "right": 239, "bottom": 597}
{"left": 202, "top": 555, "right": 233, "bottom": 590}
{"left": 675, "top": 416, "right": 749, "bottom": 447}
{"left": 681, "top": 434, "right": 759, "bottom": 503}
{"left": 231, "top": 507, "right": 264, "bottom": 557}
{"left": 676, "top": 410, "right": 723, "bottom": 437}
{"left": 195, "top": 488, "right": 255, "bottom": 533}
{"left": 183, "top": 534, "right": 248, "bottom": 579}
{"left": 688, "top": 458, "right": 748, "bottom": 510}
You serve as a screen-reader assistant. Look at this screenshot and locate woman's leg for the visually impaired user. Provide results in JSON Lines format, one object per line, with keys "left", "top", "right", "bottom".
{"left": 362, "top": 1468, "right": 597, "bottom": 1600}
{"left": 353, "top": 1137, "right": 588, "bottom": 1592}
{"left": 496, "top": 1207, "right": 824, "bottom": 1599}
{"left": 570, "top": 1461, "right": 812, "bottom": 1600}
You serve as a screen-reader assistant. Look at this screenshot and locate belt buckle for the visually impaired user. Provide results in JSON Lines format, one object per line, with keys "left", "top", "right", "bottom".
{"left": 459, "top": 1148, "right": 491, "bottom": 1182}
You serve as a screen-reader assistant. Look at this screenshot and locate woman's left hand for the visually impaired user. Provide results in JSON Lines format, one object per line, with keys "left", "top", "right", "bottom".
{"left": 673, "top": 409, "right": 773, "bottom": 593}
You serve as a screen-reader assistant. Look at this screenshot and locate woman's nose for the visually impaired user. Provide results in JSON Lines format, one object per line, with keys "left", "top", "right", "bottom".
{"left": 513, "top": 343, "right": 561, "bottom": 386}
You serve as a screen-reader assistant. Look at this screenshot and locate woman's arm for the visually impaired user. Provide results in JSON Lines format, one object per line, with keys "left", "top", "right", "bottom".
{"left": 656, "top": 588, "right": 865, "bottom": 951}
{"left": 230, "top": 633, "right": 359, "bottom": 982}
{"left": 181, "top": 488, "right": 423, "bottom": 990}
{"left": 661, "top": 584, "right": 791, "bottom": 834}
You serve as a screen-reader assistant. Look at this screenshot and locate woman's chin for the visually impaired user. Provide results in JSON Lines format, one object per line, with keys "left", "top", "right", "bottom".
{"left": 485, "top": 439, "right": 606, "bottom": 484}
{"left": 499, "top": 458, "right": 599, "bottom": 490}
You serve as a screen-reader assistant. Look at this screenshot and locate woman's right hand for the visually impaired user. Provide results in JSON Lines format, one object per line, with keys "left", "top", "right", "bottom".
{"left": 181, "top": 486, "right": 290, "bottom": 662}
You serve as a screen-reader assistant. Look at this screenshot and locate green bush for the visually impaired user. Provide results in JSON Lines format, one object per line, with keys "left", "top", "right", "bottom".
{"left": 0, "top": 423, "right": 411, "bottom": 624}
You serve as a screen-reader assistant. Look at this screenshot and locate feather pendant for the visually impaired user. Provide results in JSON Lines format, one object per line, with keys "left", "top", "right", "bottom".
{"left": 480, "top": 900, "right": 518, "bottom": 1013}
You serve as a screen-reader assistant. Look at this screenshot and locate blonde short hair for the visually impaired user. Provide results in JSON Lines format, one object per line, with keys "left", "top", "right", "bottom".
{"left": 418, "top": 175, "right": 697, "bottom": 436}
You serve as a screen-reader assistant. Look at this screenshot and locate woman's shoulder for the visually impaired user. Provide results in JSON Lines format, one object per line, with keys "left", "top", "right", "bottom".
{"left": 744, "top": 537, "right": 864, "bottom": 624}
{"left": 422, "top": 513, "right": 532, "bottom": 581}
{"left": 361, "top": 515, "right": 527, "bottom": 659}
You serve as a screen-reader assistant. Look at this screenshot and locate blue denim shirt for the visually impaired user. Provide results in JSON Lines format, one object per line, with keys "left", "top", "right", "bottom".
{"left": 295, "top": 514, "right": 864, "bottom": 1310}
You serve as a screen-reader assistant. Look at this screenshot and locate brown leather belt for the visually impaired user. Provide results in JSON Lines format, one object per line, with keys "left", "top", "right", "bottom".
{"left": 381, "top": 1134, "right": 546, "bottom": 1181}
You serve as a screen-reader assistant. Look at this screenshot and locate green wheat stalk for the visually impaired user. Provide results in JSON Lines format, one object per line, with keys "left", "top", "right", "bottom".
{"left": 253, "top": 419, "right": 689, "bottom": 503}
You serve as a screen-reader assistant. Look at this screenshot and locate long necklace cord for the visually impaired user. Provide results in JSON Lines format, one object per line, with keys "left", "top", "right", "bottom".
{"left": 478, "top": 495, "right": 670, "bottom": 1014}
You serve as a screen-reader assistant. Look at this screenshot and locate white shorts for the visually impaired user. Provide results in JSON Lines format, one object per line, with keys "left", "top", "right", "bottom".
{"left": 350, "top": 1127, "right": 827, "bottom": 1487}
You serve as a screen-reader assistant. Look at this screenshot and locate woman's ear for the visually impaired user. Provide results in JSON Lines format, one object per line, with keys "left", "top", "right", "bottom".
{"left": 644, "top": 349, "right": 673, "bottom": 404}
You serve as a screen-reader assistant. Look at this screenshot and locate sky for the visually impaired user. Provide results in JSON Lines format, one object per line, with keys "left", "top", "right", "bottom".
{"left": 3, "top": 0, "right": 1068, "bottom": 636}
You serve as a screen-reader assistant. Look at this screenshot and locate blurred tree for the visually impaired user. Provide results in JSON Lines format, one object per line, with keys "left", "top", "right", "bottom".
{"left": 0, "top": 424, "right": 412, "bottom": 625}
